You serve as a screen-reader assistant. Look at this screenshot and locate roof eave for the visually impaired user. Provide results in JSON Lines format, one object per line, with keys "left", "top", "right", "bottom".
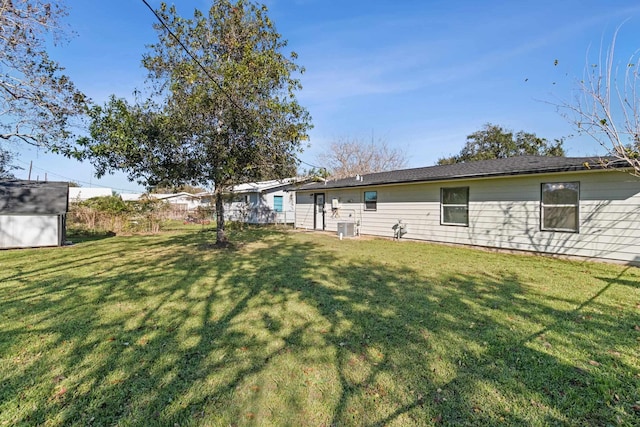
{"left": 298, "top": 163, "right": 623, "bottom": 191}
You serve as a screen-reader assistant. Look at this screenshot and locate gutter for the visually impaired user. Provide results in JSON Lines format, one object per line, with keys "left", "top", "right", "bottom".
{"left": 300, "top": 162, "right": 628, "bottom": 192}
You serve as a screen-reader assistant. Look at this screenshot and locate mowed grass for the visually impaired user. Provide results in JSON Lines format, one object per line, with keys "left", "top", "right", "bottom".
{"left": 1, "top": 226, "right": 639, "bottom": 426}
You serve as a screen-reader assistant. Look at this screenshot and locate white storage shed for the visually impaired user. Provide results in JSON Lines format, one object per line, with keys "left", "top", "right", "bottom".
{"left": 0, "top": 180, "right": 69, "bottom": 249}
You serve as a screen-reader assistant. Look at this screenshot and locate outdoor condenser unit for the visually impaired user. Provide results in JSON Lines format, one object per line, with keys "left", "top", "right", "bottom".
{"left": 337, "top": 222, "right": 356, "bottom": 238}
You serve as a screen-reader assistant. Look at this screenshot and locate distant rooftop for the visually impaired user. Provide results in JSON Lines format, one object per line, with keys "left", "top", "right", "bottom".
{"left": 229, "top": 178, "right": 299, "bottom": 193}
{"left": 68, "top": 187, "right": 112, "bottom": 201}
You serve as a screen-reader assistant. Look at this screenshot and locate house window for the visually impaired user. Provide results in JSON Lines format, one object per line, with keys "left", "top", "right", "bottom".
{"left": 364, "top": 191, "right": 377, "bottom": 211}
{"left": 441, "top": 187, "right": 469, "bottom": 226}
{"left": 273, "top": 195, "right": 283, "bottom": 212}
{"left": 232, "top": 194, "right": 250, "bottom": 203}
{"left": 541, "top": 182, "right": 579, "bottom": 232}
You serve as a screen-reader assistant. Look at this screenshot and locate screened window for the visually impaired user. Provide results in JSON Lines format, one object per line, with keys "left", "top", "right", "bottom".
{"left": 541, "top": 182, "right": 579, "bottom": 232}
{"left": 273, "top": 195, "right": 283, "bottom": 212}
{"left": 364, "top": 191, "right": 377, "bottom": 211}
{"left": 232, "top": 194, "right": 249, "bottom": 203}
{"left": 441, "top": 187, "right": 469, "bottom": 226}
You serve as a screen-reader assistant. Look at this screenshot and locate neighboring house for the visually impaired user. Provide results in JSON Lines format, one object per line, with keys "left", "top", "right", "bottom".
{"left": 225, "top": 179, "right": 299, "bottom": 224}
{"left": 121, "top": 192, "right": 204, "bottom": 219}
{"left": 0, "top": 180, "right": 69, "bottom": 249}
{"left": 194, "top": 191, "right": 215, "bottom": 208}
{"left": 294, "top": 156, "right": 640, "bottom": 265}
{"left": 150, "top": 193, "right": 202, "bottom": 215}
{"left": 120, "top": 193, "right": 144, "bottom": 202}
{"left": 122, "top": 192, "right": 202, "bottom": 209}
{"left": 68, "top": 187, "right": 112, "bottom": 203}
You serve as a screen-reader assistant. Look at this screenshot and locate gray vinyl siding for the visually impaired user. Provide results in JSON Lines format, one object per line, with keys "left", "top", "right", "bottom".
{"left": 294, "top": 192, "right": 315, "bottom": 229}
{"left": 295, "top": 170, "right": 640, "bottom": 265}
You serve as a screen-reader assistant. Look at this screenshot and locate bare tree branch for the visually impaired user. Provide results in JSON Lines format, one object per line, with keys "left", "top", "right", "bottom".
{"left": 0, "top": 0, "right": 88, "bottom": 153}
{"left": 317, "top": 137, "right": 408, "bottom": 179}
{"left": 555, "top": 25, "right": 640, "bottom": 175}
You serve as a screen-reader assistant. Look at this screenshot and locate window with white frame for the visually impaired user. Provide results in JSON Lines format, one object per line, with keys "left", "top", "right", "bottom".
{"left": 441, "top": 187, "right": 469, "bottom": 226}
{"left": 541, "top": 182, "right": 579, "bottom": 232}
{"left": 364, "top": 191, "right": 377, "bottom": 211}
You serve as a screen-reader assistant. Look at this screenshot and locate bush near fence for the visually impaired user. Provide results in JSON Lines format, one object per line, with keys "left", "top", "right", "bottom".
{"left": 68, "top": 195, "right": 178, "bottom": 234}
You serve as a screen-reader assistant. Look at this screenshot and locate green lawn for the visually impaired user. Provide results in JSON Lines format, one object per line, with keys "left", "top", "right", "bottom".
{"left": 1, "top": 226, "right": 639, "bottom": 426}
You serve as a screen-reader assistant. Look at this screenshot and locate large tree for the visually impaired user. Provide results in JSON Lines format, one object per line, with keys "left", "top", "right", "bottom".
{"left": 80, "top": 1, "right": 311, "bottom": 245}
{"left": 0, "top": 0, "right": 87, "bottom": 152}
{"left": 556, "top": 29, "right": 640, "bottom": 175}
{"left": 437, "top": 123, "right": 565, "bottom": 165}
{"left": 317, "top": 137, "right": 408, "bottom": 179}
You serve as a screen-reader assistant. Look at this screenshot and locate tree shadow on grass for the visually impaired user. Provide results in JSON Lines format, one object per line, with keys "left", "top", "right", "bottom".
{"left": 66, "top": 229, "right": 116, "bottom": 243}
{"left": 291, "top": 261, "right": 639, "bottom": 426}
{"left": 0, "top": 230, "right": 638, "bottom": 426}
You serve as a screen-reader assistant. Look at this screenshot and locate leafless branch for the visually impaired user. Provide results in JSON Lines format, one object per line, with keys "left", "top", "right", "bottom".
{"left": 556, "top": 24, "right": 640, "bottom": 176}
{"left": 317, "top": 137, "right": 408, "bottom": 179}
{"left": 0, "top": 0, "right": 87, "bottom": 152}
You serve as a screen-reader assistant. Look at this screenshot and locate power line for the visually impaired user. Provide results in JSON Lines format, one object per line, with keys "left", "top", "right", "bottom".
{"left": 140, "top": 1, "right": 326, "bottom": 176}
{"left": 298, "top": 158, "right": 326, "bottom": 171}
{"left": 13, "top": 158, "right": 143, "bottom": 193}
{"left": 140, "top": 0, "right": 249, "bottom": 119}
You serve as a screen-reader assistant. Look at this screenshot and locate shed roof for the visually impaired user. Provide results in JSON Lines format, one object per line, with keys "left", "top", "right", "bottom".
{"left": 299, "top": 156, "right": 621, "bottom": 191}
{"left": 0, "top": 180, "right": 69, "bottom": 214}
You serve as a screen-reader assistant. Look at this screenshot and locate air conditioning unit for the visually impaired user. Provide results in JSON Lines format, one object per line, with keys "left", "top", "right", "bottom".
{"left": 337, "top": 222, "right": 356, "bottom": 237}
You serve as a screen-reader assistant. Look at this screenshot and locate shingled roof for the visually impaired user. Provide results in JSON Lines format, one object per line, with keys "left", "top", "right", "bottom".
{"left": 299, "top": 156, "right": 620, "bottom": 191}
{"left": 0, "top": 180, "right": 69, "bottom": 214}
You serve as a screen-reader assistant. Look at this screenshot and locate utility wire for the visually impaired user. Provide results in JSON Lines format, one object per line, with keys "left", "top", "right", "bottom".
{"left": 139, "top": 1, "right": 329, "bottom": 176}
{"left": 298, "top": 158, "right": 326, "bottom": 172}
{"left": 13, "top": 159, "right": 143, "bottom": 193}
{"left": 140, "top": 0, "right": 249, "bottom": 119}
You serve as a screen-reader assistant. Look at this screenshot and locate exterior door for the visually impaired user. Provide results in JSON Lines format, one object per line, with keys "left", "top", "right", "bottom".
{"left": 314, "top": 193, "right": 325, "bottom": 230}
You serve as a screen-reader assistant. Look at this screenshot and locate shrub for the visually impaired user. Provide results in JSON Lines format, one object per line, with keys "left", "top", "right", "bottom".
{"left": 68, "top": 195, "right": 170, "bottom": 234}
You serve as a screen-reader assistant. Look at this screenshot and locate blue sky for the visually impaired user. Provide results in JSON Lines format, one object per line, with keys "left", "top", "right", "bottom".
{"left": 9, "top": 0, "right": 640, "bottom": 192}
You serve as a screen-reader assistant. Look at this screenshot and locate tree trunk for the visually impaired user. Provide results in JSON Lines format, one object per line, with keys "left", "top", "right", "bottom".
{"left": 215, "top": 190, "right": 227, "bottom": 245}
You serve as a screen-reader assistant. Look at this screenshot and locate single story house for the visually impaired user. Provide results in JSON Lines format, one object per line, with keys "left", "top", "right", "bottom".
{"left": 119, "top": 192, "right": 205, "bottom": 220}
{"left": 120, "top": 193, "right": 145, "bottom": 202}
{"left": 122, "top": 192, "right": 202, "bottom": 212}
{"left": 0, "top": 180, "right": 69, "bottom": 249}
{"left": 294, "top": 156, "right": 640, "bottom": 265}
{"left": 68, "top": 187, "right": 112, "bottom": 203}
{"left": 224, "top": 178, "right": 299, "bottom": 224}
{"left": 151, "top": 192, "right": 202, "bottom": 211}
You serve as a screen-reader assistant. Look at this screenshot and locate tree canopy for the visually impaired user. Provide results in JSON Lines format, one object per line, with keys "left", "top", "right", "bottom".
{"left": 437, "top": 123, "right": 565, "bottom": 165}
{"left": 0, "top": 0, "right": 87, "bottom": 153}
{"left": 317, "top": 137, "right": 408, "bottom": 179}
{"left": 80, "top": 0, "right": 311, "bottom": 244}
